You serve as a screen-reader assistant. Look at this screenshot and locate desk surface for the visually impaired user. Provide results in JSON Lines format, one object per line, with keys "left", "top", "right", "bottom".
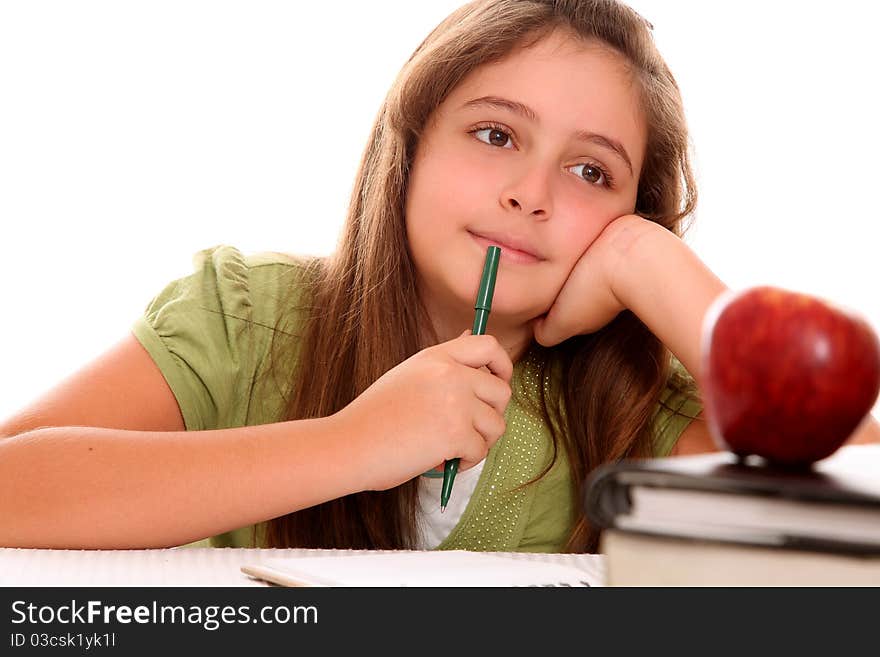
{"left": 0, "top": 547, "right": 606, "bottom": 587}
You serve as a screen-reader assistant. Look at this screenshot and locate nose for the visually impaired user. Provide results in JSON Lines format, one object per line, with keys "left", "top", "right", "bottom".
{"left": 499, "top": 163, "right": 553, "bottom": 219}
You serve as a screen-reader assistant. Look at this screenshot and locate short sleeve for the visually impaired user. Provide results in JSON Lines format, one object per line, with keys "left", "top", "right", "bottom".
{"left": 131, "top": 245, "right": 298, "bottom": 431}
{"left": 651, "top": 357, "right": 703, "bottom": 457}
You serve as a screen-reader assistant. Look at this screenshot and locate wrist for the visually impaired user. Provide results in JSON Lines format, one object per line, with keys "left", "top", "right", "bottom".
{"left": 605, "top": 216, "right": 667, "bottom": 307}
{"left": 609, "top": 220, "right": 727, "bottom": 380}
{"left": 310, "top": 411, "right": 377, "bottom": 496}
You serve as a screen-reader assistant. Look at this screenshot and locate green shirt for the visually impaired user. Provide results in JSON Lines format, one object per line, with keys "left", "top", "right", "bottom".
{"left": 132, "top": 245, "right": 702, "bottom": 552}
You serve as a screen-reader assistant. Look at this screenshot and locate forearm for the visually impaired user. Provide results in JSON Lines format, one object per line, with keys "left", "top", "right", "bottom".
{"left": 0, "top": 416, "right": 366, "bottom": 549}
{"left": 613, "top": 222, "right": 728, "bottom": 385}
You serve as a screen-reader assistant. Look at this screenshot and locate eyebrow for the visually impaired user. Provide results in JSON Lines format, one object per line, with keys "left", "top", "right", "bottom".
{"left": 459, "top": 95, "right": 634, "bottom": 176}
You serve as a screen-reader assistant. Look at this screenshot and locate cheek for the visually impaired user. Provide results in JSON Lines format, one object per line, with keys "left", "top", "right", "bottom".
{"left": 550, "top": 205, "right": 611, "bottom": 265}
{"left": 404, "top": 148, "right": 480, "bottom": 263}
{"left": 409, "top": 143, "right": 497, "bottom": 219}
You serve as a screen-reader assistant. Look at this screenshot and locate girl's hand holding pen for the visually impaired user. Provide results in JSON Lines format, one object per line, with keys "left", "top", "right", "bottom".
{"left": 331, "top": 331, "right": 513, "bottom": 492}
{"left": 532, "top": 213, "right": 657, "bottom": 347}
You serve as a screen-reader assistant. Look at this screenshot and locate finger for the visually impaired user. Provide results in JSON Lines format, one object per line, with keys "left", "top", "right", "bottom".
{"left": 444, "top": 334, "right": 514, "bottom": 383}
{"left": 471, "top": 400, "right": 507, "bottom": 447}
{"left": 468, "top": 367, "right": 512, "bottom": 417}
{"left": 457, "top": 429, "right": 491, "bottom": 472}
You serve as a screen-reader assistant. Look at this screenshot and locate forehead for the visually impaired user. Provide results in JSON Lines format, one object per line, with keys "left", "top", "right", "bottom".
{"left": 442, "top": 29, "right": 646, "bottom": 169}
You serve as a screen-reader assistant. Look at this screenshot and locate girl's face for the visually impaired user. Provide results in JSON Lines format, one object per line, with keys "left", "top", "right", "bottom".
{"left": 405, "top": 29, "right": 648, "bottom": 333}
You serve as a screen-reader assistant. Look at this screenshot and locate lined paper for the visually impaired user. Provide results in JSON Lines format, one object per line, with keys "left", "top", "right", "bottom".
{"left": 0, "top": 547, "right": 606, "bottom": 587}
{"left": 241, "top": 550, "right": 603, "bottom": 587}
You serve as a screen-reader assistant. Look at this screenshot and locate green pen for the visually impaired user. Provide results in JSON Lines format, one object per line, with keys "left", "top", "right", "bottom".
{"left": 440, "top": 245, "right": 501, "bottom": 512}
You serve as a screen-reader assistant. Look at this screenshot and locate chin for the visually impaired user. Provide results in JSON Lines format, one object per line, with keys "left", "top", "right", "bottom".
{"left": 483, "top": 293, "right": 549, "bottom": 327}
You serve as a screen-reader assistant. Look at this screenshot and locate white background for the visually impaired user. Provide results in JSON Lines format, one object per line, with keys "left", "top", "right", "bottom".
{"left": 1, "top": 1, "right": 878, "bottom": 421}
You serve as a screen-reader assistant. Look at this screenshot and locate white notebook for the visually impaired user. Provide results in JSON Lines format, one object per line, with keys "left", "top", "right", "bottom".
{"left": 240, "top": 550, "right": 600, "bottom": 587}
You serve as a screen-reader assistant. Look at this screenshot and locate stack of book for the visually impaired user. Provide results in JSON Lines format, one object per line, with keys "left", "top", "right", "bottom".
{"left": 584, "top": 444, "right": 880, "bottom": 586}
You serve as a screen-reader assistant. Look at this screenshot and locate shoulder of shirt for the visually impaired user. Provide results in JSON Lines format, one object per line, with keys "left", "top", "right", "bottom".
{"left": 191, "top": 243, "right": 315, "bottom": 280}
{"left": 242, "top": 249, "right": 317, "bottom": 303}
{"left": 244, "top": 249, "right": 311, "bottom": 270}
{"left": 188, "top": 244, "right": 316, "bottom": 331}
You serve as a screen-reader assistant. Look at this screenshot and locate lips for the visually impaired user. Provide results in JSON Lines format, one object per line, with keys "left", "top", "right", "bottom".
{"left": 467, "top": 230, "right": 544, "bottom": 261}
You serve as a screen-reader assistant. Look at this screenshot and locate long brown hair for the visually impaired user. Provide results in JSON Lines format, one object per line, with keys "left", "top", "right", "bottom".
{"left": 261, "top": 0, "right": 699, "bottom": 553}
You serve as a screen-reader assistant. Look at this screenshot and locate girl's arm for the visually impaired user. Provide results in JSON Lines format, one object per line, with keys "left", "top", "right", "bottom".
{"left": 613, "top": 222, "right": 880, "bottom": 449}
{"left": 609, "top": 218, "right": 726, "bottom": 385}
{"left": 0, "top": 335, "right": 367, "bottom": 549}
{"left": 532, "top": 215, "right": 880, "bottom": 453}
{"left": 533, "top": 214, "right": 726, "bottom": 384}
{"left": 0, "top": 415, "right": 366, "bottom": 549}
{"left": 1, "top": 331, "right": 513, "bottom": 549}
{"left": 610, "top": 221, "right": 723, "bottom": 456}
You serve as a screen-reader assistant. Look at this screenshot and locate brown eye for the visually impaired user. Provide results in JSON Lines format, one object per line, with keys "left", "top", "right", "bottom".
{"left": 488, "top": 129, "right": 508, "bottom": 147}
{"left": 570, "top": 162, "right": 610, "bottom": 188}
{"left": 473, "top": 127, "right": 513, "bottom": 149}
{"left": 581, "top": 165, "right": 602, "bottom": 184}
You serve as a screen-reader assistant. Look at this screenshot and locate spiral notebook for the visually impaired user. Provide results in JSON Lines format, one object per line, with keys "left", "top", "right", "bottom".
{"left": 240, "top": 550, "right": 601, "bottom": 587}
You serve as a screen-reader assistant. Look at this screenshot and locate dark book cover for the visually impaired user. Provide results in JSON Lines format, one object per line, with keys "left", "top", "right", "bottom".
{"left": 583, "top": 447, "right": 880, "bottom": 555}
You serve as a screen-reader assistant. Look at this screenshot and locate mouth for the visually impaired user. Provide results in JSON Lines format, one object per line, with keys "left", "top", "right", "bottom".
{"left": 468, "top": 230, "right": 544, "bottom": 264}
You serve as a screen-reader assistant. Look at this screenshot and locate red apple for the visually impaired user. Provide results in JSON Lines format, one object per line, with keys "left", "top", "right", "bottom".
{"left": 701, "top": 286, "right": 880, "bottom": 466}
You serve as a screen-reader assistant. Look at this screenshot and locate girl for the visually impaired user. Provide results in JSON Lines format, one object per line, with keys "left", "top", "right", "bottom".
{"left": 2, "top": 0, "right": 877, "bottom": 554}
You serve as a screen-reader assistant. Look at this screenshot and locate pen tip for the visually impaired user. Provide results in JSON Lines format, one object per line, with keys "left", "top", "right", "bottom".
{"left": 440, "top": 505, "right": 446, "bottom": 514}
